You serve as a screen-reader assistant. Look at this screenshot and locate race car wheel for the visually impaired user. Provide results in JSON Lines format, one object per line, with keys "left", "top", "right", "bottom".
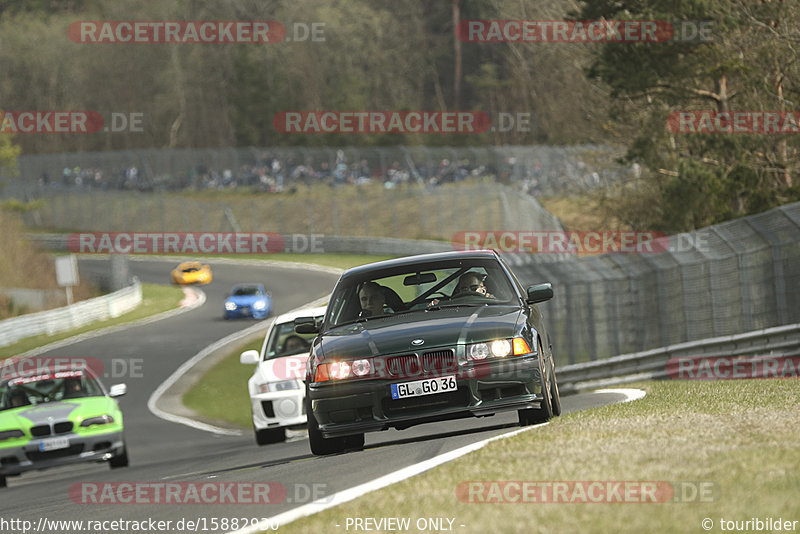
{"left": 0, "top": 474, "right": 6, "bottom": 488}
{"left": 549, "top": 354, "right": 562, "bottom": 417}
{"left": 518, "top": 342, "right": 553, "bottom": 426}
{"left": 109, "top": 447, "right": 129, "bottom": 469}
{"left": 255, "top": 427, "right": 286, "bottom": 445}
{"left": 306, "top": 397, "right": 346, "bottom": 456}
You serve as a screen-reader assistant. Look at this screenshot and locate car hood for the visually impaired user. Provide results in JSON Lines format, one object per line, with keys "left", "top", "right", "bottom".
{"left": 318, "top": 305, "right": 524, "bottom": 360}
{"left": 0, "top": 397, "right": 120, "bottom": 428}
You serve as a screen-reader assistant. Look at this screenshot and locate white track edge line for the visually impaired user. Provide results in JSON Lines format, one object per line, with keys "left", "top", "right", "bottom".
{"left": 146, "top": 295, "right": 329, "bottom": 437}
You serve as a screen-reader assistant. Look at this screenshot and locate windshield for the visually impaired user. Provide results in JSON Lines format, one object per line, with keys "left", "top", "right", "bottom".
{"left": 0, "top": 371, "right": 104, "bottom": 410}
{"left": 326, "top": 258, "right": 519, "bottom": 328}
{"left": 232, "top": 286, "right": 261, "bottom": 296}
{"left": 263, "top": 318, "right": 321, "bottom": 360}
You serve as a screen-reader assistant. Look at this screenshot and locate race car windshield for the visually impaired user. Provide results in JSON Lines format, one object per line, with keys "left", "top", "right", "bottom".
{"left": 264, "top": 321, "right": 319, "bottom": 360}
{"left": 233, "top": 287, "right": 261, "bottom": 296}
{"left": 325, "top": 259, "right": 518, "bottom": 328}
{"left": 0, "top": 373, "right": 104, "bottom": 409}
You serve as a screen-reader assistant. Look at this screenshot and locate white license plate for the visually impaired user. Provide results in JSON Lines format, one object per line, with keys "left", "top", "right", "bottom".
{"left": 391, "top": 375, "right": 457, "bottom": 400}
{"left": 38, "top": 437, "right": 70, "bottom": 452}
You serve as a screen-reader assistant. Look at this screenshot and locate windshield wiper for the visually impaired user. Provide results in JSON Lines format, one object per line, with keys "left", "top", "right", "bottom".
{"left": 334, "top": 313, "right": 394, "bottom": 327}
{"left": 424, "top": 303, "right": 483, "bottom": 312}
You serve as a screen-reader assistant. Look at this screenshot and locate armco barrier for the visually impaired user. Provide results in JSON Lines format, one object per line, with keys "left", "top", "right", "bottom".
{"left": 0, "top": 278, "right": 142, "bottom": 348}
{"left": 556, "top": 322, "right": 800, "bottom": 394}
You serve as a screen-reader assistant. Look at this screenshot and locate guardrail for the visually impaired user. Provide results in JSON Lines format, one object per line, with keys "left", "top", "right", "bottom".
{"left": 0, "top": 278, "right": 142, "bottom": 348}
{"left": 556, "top": 322, "right": 800, "bottom": 393}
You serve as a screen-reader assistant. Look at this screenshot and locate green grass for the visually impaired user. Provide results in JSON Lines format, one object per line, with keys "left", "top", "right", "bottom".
{"left": 276, "top": 380, "right": 799, "bottom": 534}
{"left": 37, "top": 179, "right": 507, "bottom": 241}
{"left": 182, "top": 337, "right": 262, "bottom": 429}
{"left": 0, "top": 283, "right": 185, "bottom": 358}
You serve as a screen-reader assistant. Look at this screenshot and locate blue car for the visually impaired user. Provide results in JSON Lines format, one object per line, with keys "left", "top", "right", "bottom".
{"left": 223, "top": 284, "right": 272, "bottom": 319}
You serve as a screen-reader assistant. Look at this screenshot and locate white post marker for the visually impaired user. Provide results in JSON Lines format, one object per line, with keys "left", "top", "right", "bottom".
{"left": 55, "top": 254, "right": 79, "bottom": 306}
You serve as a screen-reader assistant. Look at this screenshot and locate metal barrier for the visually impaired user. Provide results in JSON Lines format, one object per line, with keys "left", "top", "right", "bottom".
{"left": 557, "top": 322, "right": 800, "bottom": 393}
{"left": 0, "top": 278, "right": 142, "bottom": 348}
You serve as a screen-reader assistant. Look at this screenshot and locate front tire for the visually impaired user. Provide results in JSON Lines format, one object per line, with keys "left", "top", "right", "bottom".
{"left": 109, "top": 447, "right": 129, "bottom": 469}
{"left": 549, "top": 355, "right": 562, "bottom": 417}
{"left": 518, "top": 344, "right": 553, "bottom": 426}
{"left": 306, "top": 397, "right": 346, "bottom": 455}
{"left": 255, "top": 427, "right": 286, "bottom": 445}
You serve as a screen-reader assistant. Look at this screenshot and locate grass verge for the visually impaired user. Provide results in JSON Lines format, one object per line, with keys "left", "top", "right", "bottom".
{"left": 277, "top": 379, "right": 799, "bottom": 534}
{"left": 182, "top": 337, "right": 262, "bottom": 430}
{"left": 0, "top": 283, "right": 185, "bottom": 358}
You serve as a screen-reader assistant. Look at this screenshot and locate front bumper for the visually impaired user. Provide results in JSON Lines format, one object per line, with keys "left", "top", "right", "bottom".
{"left": 309, "top": 356, "right": 543, "bottom": 438}
{"left": 0, "top": 429, "right": 125, "bottom": 476}
{"left": 249, "top": 390, "right": 307, "bottom": 431}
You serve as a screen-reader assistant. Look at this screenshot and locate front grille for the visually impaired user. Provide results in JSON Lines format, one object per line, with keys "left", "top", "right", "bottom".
{"left": 30, "top": 425, "right": 51, "bottom": 437}
{"left": 421, "top": 350, "right": 457, "bottom": 375}
{"left": 387, "top": 354, "right": 420, "bottom": 378}
{"left": 54, "top": 422, "right": 73, "bottom": 434}
{"left": 25, "top": 444, "right": 84, "bottom": 462}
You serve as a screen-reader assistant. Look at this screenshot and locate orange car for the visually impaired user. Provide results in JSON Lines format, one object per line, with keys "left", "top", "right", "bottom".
{"left": 170, "top": 261, "right": 212, "bottom": 285}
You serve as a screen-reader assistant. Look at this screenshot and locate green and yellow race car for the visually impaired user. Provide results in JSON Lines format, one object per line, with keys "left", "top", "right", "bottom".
{"left": 0, "top": 367, "right": 129, "bottom": 488}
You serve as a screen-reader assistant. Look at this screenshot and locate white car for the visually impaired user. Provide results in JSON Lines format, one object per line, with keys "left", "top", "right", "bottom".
{"left": 240, "top": 306, "right": 326, "bottom": 445}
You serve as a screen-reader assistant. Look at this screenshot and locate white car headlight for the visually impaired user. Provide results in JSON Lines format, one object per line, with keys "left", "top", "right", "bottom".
{"left": 468, "top": 343, "right": 489, "bottom": 361}
{"left": 225, "top": 301, "right": 237, "bottom": 311}
{"left": 253, "top": 300, "right": 267, "bottom": 310}
{"left": 490, "top": 339, "right": 512, "bottom": 357}
{"left": 255, "top": 380, "right": 300, "bottom": 394}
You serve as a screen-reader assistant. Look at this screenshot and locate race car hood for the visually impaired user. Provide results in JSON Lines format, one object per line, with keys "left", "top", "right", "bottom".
{"left": 317, "top": 305, "right": 524, "bottom": 360}
{"left": 0, "top": 397, "right": 121, "bottom": 430}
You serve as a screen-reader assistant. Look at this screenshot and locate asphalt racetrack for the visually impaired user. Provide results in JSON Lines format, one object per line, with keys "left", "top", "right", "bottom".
{"left": 1, "top": 258, "right": 633, "bottom": 532}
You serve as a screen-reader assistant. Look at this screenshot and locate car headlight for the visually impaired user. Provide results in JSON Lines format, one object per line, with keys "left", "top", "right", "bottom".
{"left": 0, "top": 429, "right": 24, "bottom": 441}
{"left": 467, "top": 337, "right": 533, "bottom": 361}
{"left": 80, "top": 415, "right": 114, "bottom": 427}
{"left": 314, "top": 359, "right": 371, "bottom": 382}
{"left": 255, "top": 380, "right": 300, "bottom": 394}
{"left": 253, "top": 300, "right": 267, "bottom": 310}
{"left": 225, "top": 301, "right": 237, "bottom": 311}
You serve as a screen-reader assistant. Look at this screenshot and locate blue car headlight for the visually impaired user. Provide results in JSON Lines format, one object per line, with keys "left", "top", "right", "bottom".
{"left": 225, "top": 301, "right": 237, "bottom": 311}
{"left": 253, "top": 300, "right": 267, "bottom": 311}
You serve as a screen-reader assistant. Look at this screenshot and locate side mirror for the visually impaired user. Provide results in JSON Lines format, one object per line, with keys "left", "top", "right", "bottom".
{"left": 109, "top": 384, "right": 127, "bottom": 397}
{"left": 526, "top": 282, "right": 553, "bottom": 304}
{"left": 294, "top": 317, "right": 320, "bottom": 334}
{"left": 240, "top": 349, "right": 260, "bottom": 365}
